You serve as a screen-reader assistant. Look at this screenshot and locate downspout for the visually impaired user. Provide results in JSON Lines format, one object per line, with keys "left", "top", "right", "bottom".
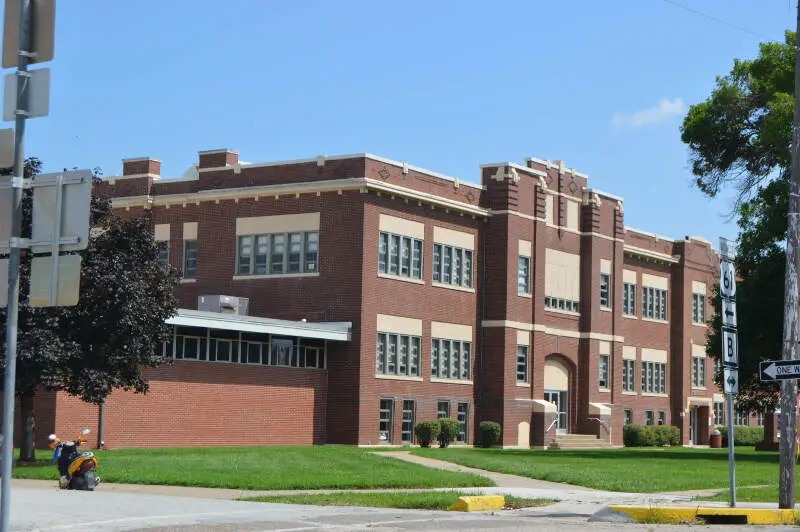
{"left": 97, "top": 399, "right": 105, "bottom": 449}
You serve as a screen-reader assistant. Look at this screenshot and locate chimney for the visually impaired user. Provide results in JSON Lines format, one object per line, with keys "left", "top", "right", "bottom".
{"left": 122, "top": 157, "right": 161, "bottom": 178}
{"left": 198, "top": 149, "right": 239, "bottom": 169}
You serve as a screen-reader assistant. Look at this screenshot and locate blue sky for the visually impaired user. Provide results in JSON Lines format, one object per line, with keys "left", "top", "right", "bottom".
{"left": 10, "top": 0, "right": 795, "bottom": 242}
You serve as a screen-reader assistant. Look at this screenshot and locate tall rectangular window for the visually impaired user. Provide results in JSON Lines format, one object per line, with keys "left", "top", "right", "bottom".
{"left": 624, "top": 409, "right": 633, "bottom": 425}
{"left": 157, "top": 243, "right": 169, "bottom": 266}
{"left": 237, "top": 231, "right": 319, "bottom": 276}
{"left": 734, "top": 406, "right": 750, "bottom": 426}
{"left": 431, "top": 339, "right": 472, "bottom": 380}
{"left": 376, "top": 333, "right": 420, "bottom": 377}
{"left": 457, "top": 402, "right": 469, "bottom": 443}
{"left": 518, "top": 256, "right": 530, "bottom": 294}
{"left": 516, "top": 345, "right": 529, "bottom": 383}
{"left": 378, "top": 232, "right": 423, "bottom": 280}
{"left": 599, "top": 354, "right": 609, "bottom": 389}
{"left": 379, "top": 399, "right": 394, "bottom": 443}
{"left": 642, "top": 286, "right": 667, "bottom": 321}
{"left": 401, "top": 400, "right": 416, "bottom": 443}
{"left": 599, "top": 273, "right": 611, "bottom": 309}
{"left": 183, "top": 240, "right": 198, "bottom": 279}
{"left": 692, "top": 356, "right": 706, "bottom": 388}
{"left": 692, "top": 293, "right": 706, "bottom": 324}
{"left": 714, "top": 402, "right": 725, "bottom": 425}
{"left": 658, "top": 411, "right": 666, "bottom": 425}
{"left": 437, "top": 400, "right": 450, "bottom": 419}
{"left": 432, "top": 243, "right": 473, "bottom": 288}
{"left": 645, "top": 410, "right": 654, "bottom": 426}
{"left": 641, "top": 361, "right": 667, "bottom": 393}
{"left": 622, "top": 282, "right": 636, "bottom": 316}
{"left": 622, "top": 359, "right": 635, "bottom": 392}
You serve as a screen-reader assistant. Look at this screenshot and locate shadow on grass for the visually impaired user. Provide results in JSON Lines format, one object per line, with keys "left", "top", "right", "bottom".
{"left": 456, "top": 448, "right": 780, "bottom": 464}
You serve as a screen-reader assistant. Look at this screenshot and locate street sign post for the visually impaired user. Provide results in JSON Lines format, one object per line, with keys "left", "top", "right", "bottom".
{"left": 719, "top": 236, "right": 738, "bottom": 508}
{"left": 0, "top": 2, "right": 57, "bottom": 531}
{"left": 760, "top": 360, "right": 800, "bottom": 382}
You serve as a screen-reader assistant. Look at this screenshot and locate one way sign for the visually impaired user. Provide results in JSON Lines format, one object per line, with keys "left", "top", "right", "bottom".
{"left": 759, "top": 360, "right": 800, "bottom": 381}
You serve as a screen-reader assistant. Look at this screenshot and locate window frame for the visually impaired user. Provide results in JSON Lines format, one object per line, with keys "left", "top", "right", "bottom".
{"left": 518, "top": 256, "right": 531, "bottom": 295}
{"left": 401, "top": 400, "right": 416, "bottom": 443}
{"left": 516, "top": 345, "right": 529, "bottom": 383}
{"left": 431, "top": 338, "right": 472, "bottom": 381}
{"left": 622, "top": 359, "right": 635, "bottom": 392}
{"left": 598, "top": 354, "right": 609, "bottom": 389}
{"left": 691, "top": 292, "right": 706, "bottom": 325}
{"left": 183, "top": 239, "right": 198, "bottom": 279}
{"left": 378, "top": 231, "right": 423, "bottom": 280}
{"left": 379, "top": 398, "right": 394, "bottom": 443}
{"left": 642, "top": 286, "right": 667, "bottom": 321}
{"left": 622, "top": 282, "right": 636, "bottom": 316}
{"left": 236, "top": 231, "right": 319, "bottom": 276}
{"left": 457, "top": 402, "right": 469, "bottom": 443}
{"left": 432, "top": 242, "right": 473, "bottom": 288}
{"left": 377, "top": 332, "right": 421, "bottom": 377}
{"left": 599, "top": 273, "right": 611, "bottom": 309}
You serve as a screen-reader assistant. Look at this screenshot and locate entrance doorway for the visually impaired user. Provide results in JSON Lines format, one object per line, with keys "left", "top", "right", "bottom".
{"left": 544, "top": 390, "right": 568, "bottom": 434}
{"left": 689, "top": 406, "right": 697, "bottom": 445}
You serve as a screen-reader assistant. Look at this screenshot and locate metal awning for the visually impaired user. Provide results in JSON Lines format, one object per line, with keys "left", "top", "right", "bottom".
{"left": 166, "top": 309, "right": 352, "bottom": 341}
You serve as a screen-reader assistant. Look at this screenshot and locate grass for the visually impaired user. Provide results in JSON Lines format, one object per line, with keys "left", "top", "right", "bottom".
{"left": 408, "top": 447, "right": 798, "bottom": 493}
{"left": 12, "top": 446, "right": 492, "bottom": 491}
{"left": 697, "top": 485, "right": 800, "bottom": 504}
{"left": 241, "top": 491, "right": 557, "bottom": 510}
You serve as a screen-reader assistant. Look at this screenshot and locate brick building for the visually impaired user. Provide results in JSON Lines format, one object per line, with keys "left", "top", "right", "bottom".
{"left": 26, "top": 149, "right": 744, "bottom": 449}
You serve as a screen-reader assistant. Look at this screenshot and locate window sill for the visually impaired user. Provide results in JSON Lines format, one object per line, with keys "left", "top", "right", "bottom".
{"left": 544, "top": 308, "right": 580, "bottom": 317}
{"left": 378, "top": 273, "right": 425, "bottom": 285}
{"left": 622, "top": 314, "right": 637, "bottom": 320}
{"left": 622, "top": 391, "right": 637, "bottom": 396}
{"left": 600, "top": 307, "right": 612, "bottom": 313}
{"left": 692, "top": 386, "right": 707, "bottom": 391}
{"left": 430, "top": 378, "right": 473, "bottom": 385}
{"left": 692, "top": 322, "right": 708, "bottom": 327}
{"left": 233, "top": 272, "right": 320, "bottom": 280}
{"left": 431, "top": 281, "right": 476, "bottom": 293}
{"left": 180, "top": 278, "right": 197, "bottom": 284}
{"left": 641, "top": 317, "right": 669, "bottom": 325}
{"left": 517, "top": 291, "right": 532, "bottom": 299}
{"left": 375, "top": 374, "right": 423, "bottom": 382}
{"left": 641, "top": 392, "right": 668, "bottom": 398}
{"left": 597, "top": 387, "right": 610, "bottom": 393}
{"left": 516, "top": 381, "right": 530, "bottom": 387}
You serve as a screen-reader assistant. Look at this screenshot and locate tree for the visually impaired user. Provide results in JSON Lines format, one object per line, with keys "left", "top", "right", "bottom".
{"left": 681, "top": 32, "right": 795, "bottom": 412}
{"left": 0, "top": 158, "right": 181, "bottom": 461}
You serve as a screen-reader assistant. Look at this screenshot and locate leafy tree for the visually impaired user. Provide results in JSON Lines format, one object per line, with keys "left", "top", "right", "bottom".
{"left": 681, "top": 32, "right": 795, "bottom": 412}
{"left": 0, "top": 157, "right": 180, "bottom": 461}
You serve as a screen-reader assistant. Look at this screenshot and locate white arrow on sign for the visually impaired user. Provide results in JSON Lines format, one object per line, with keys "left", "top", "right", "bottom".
{"left": 724, "top": 366, "right": 739, "bottom": 395}
{"left": 720, "top": 260, "right": 736, "bottom": 299}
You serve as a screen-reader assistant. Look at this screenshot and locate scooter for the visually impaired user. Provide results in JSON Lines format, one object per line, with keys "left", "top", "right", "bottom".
{"left": 48, "top": 428, "right": 101, "bottom": 491}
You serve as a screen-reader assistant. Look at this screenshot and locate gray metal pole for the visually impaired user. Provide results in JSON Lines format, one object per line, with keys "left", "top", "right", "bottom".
{"left": 726, "top": 392, "right": 736, "bottom": 507}
{"left": 0, "top": 1, "right": 31, "bottom": 530}
{"left": 779, "top": 2, "right": 800, "bottom": 510}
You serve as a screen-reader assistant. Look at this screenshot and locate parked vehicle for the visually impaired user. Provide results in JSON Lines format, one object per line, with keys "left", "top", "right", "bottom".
{"left": 48, "top": 429, "right": 100, "bottom": 490}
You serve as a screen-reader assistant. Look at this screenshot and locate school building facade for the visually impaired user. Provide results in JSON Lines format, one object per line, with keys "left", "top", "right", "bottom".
{"left": 25, "top": 149, "right": 751, "bottom": 449}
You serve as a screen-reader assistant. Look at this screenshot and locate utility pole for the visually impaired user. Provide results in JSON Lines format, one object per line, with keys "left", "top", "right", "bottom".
{"left": 779, "top": 1, "right": 800, "bottom": 510}
{"left": 0, "top": 1, "right": 30, "bottom": 530}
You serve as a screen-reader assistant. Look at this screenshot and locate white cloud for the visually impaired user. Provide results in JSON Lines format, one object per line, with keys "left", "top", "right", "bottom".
{"left": 610, "top": 98, "right": 686, "bottom": 129}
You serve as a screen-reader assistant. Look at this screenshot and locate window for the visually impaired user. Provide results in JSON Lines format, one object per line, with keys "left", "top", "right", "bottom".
{"left": 658, "top": 411, "right": 666, "bottom": 425}
{"left": 623, "top": 359, "right": 635, "bottom": 392}
{"left": 518, "top": 256, "right": 530, "bottom": 294}
{"left": 379, "top": 399, "right": 394, "bottom": 443}
{"left": 645, "top": 410, "right": 654, "bottom": 426}
{"left": 516, "top": 345, "right": 529, "bottom": 383}
{"left": 378, "top": 232, "right": 423, "bottom": 280}
{"left": 692, "top": 356, "right": 706, "bottom": 388}
{"left": 457, "top": 402, "right": 469, "bottom": 443}
{"left": 437, "top": 400, "right": 450, "bottom": 419}
{"left": 431, "top": 339, "right": 472, "bottom": 380}
{"left": 544, "top": 296, "right": 580, "bottom": 313}
{"left": 622, "top": 283, "right": 636, "bottom": 316}
{"left": 157, "top": 242, "right": 169, "bottom": 266}
{"left": 713, "top": 356, "right": 722, "bottom": 381}
{"left": 641, "top": 361, "right": 667, "bottom": 394}
{"left": 692, "top": 293, "right": 706, "bottom": 324}
{"left": 624, "top": 409, "right": 633, "bottom": 425}
{"left": 169, "top": 328, "right": 326, "bottom": 369}
{"left": 237, "top": 231, "right": 319, "bottom": 276}
{"left": 183, "top": 240, "right": 198, "bottom": 278}
{"left": 642, "top": 286, "right": 667, "bottom": 320}
{"left": 734, "top": 406, "right": 750, "bottom": 426}
{"left": 432, "top": 243, "right": 473, "bottom": 288}
{"left": 714, "top": 402, "right": 725, "bottom": 425}
{"left": 377, "top": 333, "right": 421, "bottom": 377}
{"left": 757, "top": 412, "right": 764, "bottom": 426}
{"left": 401, "top": 400, "right": 416, "bottom": 443}
{"left": 599, "top": 355, "right": 609, "bottom": 389}
{"left": 599, "top": 273, "right": 610, "bottom": 309}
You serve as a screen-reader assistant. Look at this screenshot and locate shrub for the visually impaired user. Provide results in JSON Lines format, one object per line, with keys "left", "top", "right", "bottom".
{"left": 623, "top": 425, "right": 680, "bottom": 447}
{"left": 414, "top": 421, "right": 441, "bottom": 448}
{"left": 437, "top": 418, "right": 461, "bottom": 448}
{"left": 717, "top": 425, "right": 763, "bottom": 447}
{"left": 478, "top": 421, "right": 502, "bottom": 448}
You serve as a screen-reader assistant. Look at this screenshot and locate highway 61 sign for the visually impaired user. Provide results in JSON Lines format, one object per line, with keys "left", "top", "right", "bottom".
{"left": 720, "top": 260, "right": 736, "bottom": 300}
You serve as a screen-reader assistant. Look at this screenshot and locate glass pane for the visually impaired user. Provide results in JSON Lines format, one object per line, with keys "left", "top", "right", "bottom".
{"left": 389, "top": 235, "right": 400, "bottom": 275}
{"left": 463, "top": 250, "right": 473, "bottom": 287}
{"left": 433, "top": 244, "right": 441, "bottom": 282}
{"left": 410, "top": 337, "right": 420, "bottom": 376}
{"left": 255, "top": 235, "right": 269, "bottom": 274}
{"left": 378, "top": 233, "right": 388, "bottom": 273}
{"left": 376, "top": 333, "right": 386, "bottom": 373}
{"left": 400, "top": 237, "right": 411, "bottom": 276}
{"left": 399, "top": 335, "right": 409, "bottom": 375}
{"left": 287, "top": 233, "right": 302, "bottom": 273}
{"left": 247, "top": 342, "right": 261, "bottom": 364}
{"left": 443, "top": 246, "right": 452, "bottom": 283}
{"left": 431, "top": 339, "right": 439, "bottom": 378}
{"left": 387, "top": 334, "right": 397, "bottom": 374}
{"left": 453, "top": 248, "right": 462, "bottom": 286}
{"left": 304, "top": 232, "right": 319, "bottom": 273}
{"left": 184, "top": 240, "right": 198, "bottom": 278}
{"left": 462, "top": 342, "right": 471, "bottom": 380}
{"left": 271, "top": 234, "right": 285, "bottom": 273}
{"left": 412, "top": 240, "right": 422, "bottom": 279}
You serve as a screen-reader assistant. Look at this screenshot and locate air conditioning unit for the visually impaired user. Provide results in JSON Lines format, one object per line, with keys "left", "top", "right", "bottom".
{"left": 197, "top": 295, "right": 249, "bottom": 316}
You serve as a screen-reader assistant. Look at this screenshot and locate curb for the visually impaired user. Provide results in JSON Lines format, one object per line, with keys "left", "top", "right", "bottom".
{"left": 603, "top": 505, "right": 798, "bottom": 525}
{"left": 448, "top": 495, "right": 505, "bottom": 512}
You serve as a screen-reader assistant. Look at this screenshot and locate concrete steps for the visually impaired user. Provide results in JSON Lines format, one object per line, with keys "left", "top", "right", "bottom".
{"left": 548, "top": 433, "right": 614, "bottom": 450}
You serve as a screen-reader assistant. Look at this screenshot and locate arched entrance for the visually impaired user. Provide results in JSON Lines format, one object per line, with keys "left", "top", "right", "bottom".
{"left": 544, "top": 358, "right": 569, "bottom": 434}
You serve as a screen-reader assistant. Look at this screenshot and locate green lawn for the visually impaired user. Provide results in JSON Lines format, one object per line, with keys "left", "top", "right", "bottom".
{"left": 698, "top": 486, "right": 799, "bottom": 504}
{"left": 241, "top": 491, "right": 557, "bottom": 510}
{"left": 12, "top": 446, "right": 492, "bottom": 491}
{"left": 408, "top": 447, "right": 793, "bottom": 493}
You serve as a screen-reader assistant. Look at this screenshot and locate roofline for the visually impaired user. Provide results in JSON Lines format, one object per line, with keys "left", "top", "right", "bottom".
{"left": 625, "top": 225, "right": 675, "bottom": 243}
{"left": 167, "top": 309, "right": 352, "bottom": 341}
